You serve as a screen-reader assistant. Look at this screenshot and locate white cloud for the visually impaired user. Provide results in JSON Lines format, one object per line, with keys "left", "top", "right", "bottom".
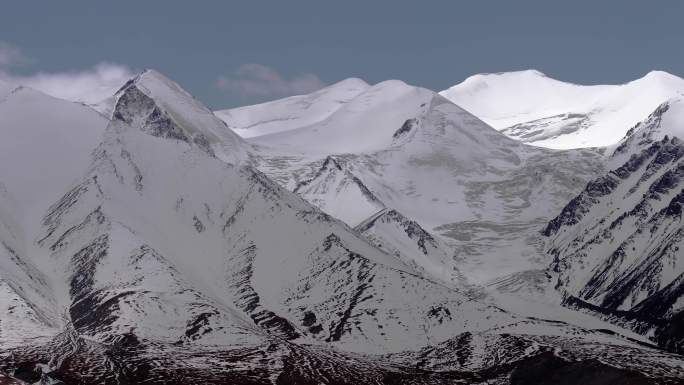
{"left": 0, "top": 43, "right": 134, "bottom": 104}
{"left": 217, "top": 63, "right": 326, "bottom": 98}
{"left": 0, "top": 62, "right": 135, "bottom": 105}
{"left": 0, "top": 42, "right": 26, "bottom": 68}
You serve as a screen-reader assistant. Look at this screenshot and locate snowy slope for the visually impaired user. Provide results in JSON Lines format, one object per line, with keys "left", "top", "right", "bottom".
{"left": 0, "top": 86, "right": 107, "bottom": 232}
{"left": 249, "top": 81, "right": 604, "bottom": 286}
{"left": 355, "top": 208, "right": 466, "bottom": 287}
{"left": 215, "top": 78, "right": 369, "bottom": 138}
{"left": 292, "top": 155, "right": 385, "bottom": 226}
{"left": 440, "top": 70, "right": 684, "bottom": 149}
{"left": 253, "top": 80, "right": 435, "bottom": 154}
{"left": 0, "top": 85, "right": 108, "bottom": 352}
{"left": 0, "top": 186, "right": 59, "bottom": 349}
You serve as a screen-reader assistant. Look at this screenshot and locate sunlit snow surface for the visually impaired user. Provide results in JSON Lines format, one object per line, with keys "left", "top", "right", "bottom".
{"left": 216, "top": 78, "right": 370, "bottom": 138}
{"left": 242, "top": 80, "right": 605, "bottom": 287}
{"left": 440, "top": 69, "right": 684, "bottom": 149}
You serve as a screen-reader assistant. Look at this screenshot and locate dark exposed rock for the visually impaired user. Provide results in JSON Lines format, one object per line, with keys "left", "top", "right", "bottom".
{"left": 355, "top": 209, "right": 437, "bottom": 256}
{"left": 226, "top": 245, "right": 301, "bottom": 340}
{"left": 392, "top": 118, "right": 418, "bottom": 140}
{"left": 613, "top": 102, "right": 670, "bottom": 157}
{"left": 546, "top": 133, "right": 684, "bottom": 356}
{"left": 112, "top": 76, "right": 215, "bottom": 156}
{"left": 185, "top": 311, "right": 219, "bottom": 340}
{"left": 543, "top": 175, "right": 619, "bottom": 236}
{"left": 509, "top": 352, "right": 657, "bottom": 385}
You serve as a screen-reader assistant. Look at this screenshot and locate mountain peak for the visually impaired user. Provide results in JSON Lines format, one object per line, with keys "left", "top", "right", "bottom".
{"left": 640, "top": 70, "right": 684, "bottom": 83}
{"left": 327, "top": 77, "right": 370, "bottom": 90}
{"left": 465, "top": 69, "right": 548, "bottom": 81}
{"left": 628, "top": 70, "right": 684, "bottom": 92}
{"left": 215, "top": 76, "right": 372, "bottom": 138}
{"left": 113, "top": 69, "right": 247, "bottom": 163}
{"left": 445, "top": 69, "right": 567, "bottom": 96}
{"left": 370, "top": 79, "right": 415, "bottom": 92}
{"left": 118, "top": 69, "right": 201, "bottom": 108}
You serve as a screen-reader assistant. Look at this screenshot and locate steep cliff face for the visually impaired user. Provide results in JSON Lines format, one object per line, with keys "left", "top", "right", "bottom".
{"left": 112, "top": 69, "right": 249, "bottom": 164}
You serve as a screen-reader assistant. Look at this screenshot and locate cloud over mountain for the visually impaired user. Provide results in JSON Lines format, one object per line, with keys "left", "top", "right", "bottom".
{"left": 0, "top": 42, "right": 134, "bottom": 105}
{"left": 217, "top": 63, "right": 326, "bottom": 98}
{"left": 0, "top": 62, "right": 134, "bottom": 105}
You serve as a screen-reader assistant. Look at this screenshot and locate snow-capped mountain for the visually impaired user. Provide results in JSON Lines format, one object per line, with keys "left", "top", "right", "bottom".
{"left": 544, "top": 98, "right": 684, "bottom": 354}
{"left": 2, "top": 70, "right": 512, "bottom": 382}
{"left": 440, "top": 69, "right": 684, "bottom": 149}
{"left": 252, "top": 80, "right": 435, "bottom": 154}
{"left": 114, "top": 69, "right": 249, "bottom": 164}
{"left": 225, "top": 74, "right": 684, "bottom": 373}
{"left": 2, "top": 69, "right": 683, "bottom": 383}
{"left": 247, "top": 79, "right": 605, "bottom": 287}
{"left": 215, "top": 77, "right": 370, "bottom": 138}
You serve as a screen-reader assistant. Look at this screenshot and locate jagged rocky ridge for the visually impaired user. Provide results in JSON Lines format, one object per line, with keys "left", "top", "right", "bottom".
{"left": 355, "top": 208, "right": 466, "bottom": 287}
{"left": 292, "top": 155, "right": 385, "bottom": 226}
{"left": 545, "top": 133, "right": 684, "bottom": 354}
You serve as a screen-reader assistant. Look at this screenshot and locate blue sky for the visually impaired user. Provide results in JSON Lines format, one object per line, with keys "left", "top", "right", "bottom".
{"left": 1, "top": 1, "right": 683, "bottom": 108}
